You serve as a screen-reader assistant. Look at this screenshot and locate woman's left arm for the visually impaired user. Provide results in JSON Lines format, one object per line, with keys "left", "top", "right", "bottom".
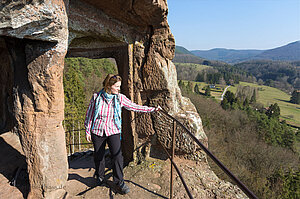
{"left": 119, "top": 94, "right": 156, "bottom": 112}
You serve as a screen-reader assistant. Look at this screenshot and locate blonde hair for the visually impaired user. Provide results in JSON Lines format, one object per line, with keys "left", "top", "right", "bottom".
{"left": 103, "top": 74, "right": 122, "bottom": 93}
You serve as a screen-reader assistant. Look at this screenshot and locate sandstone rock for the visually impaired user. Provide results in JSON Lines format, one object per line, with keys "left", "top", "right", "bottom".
{"left": 0, "top": 0, "right": 69, "bottom": 198}
{"left": 0, "top": 0, "right": 244, "bottom": 198}
{"left": 66, "top": 0, "right": 203, "bottom": 163}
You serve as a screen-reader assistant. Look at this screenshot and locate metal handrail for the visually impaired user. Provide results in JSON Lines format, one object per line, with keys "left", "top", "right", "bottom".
{"left": 64, "top": 108, "right": 257, "bottom": 198}
{"left": 156, "top": 131, "right": 194, "bottom": 199}
{"left": 158, "top": 108, "right": 258, "bottom": 199}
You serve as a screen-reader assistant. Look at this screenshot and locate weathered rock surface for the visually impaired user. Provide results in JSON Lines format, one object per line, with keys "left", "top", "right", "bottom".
{"left": 64, "top": 153, "right": 247, "bottom": 199}
{"left": 67, "top": 0, "right": 207, "bottom": 164}
{"left": 0, "top": 0, "right": 242, "bottom": 198}
{"left": 0, "top": 0, "right": 69, "bottom": 198}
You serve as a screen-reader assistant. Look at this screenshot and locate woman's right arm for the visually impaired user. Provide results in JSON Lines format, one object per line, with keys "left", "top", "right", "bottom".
{"left": 84, "top": 95, "right": 96, "bottom": 139}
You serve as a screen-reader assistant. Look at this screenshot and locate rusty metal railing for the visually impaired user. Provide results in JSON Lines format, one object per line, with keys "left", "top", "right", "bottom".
{"left": 64, "top": 108, "right": 257, "bottom": 199}
{"left": 65, "top": 128, "right": 93, "bottom": 155}
{"left": 157, "top": 108, "right": 258, "bottom": 199}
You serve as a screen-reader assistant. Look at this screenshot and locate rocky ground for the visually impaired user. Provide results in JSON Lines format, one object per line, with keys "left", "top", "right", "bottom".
{"left": 64, "top": 150, "right": 247, "bottom": 199}
{"left": 0, "top": 132, "right": 248, "bottom": 199}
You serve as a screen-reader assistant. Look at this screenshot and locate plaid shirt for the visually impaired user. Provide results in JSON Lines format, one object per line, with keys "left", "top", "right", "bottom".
{"left": 85, "top": 92, "right": 155, "bottom": 137}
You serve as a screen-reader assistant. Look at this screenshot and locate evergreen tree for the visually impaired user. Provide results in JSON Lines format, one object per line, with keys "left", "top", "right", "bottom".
{"left": 63, "top": 65, "right": 86, "bottom": 135}
{"left": 224, "top": 91, "right": 236, "bottom": 105}
{"left": 195, "top": 72, "right": 205, "bottom": 82}
{"left": 266, "top": 167, "right": 300, "bottom": 199}
{"left": 178, "top": 80, "right": 184, "bottom": 88}
{"left": 205, "top": 86, "right": 211, "bottom": 96}
{"left": 221, "top": 98, "right": 230, "bottom": 110}
{"left": 290, "top": 90, "right": 300, "bottom": 104}
{"left": 250, "top": 89, "right": 257, "bottom": 104}
{"left": 266, "top": 103, "right": 280, "bottom": 119}
{"left": 194, "top": 84, "right": 200, "bottom": 94}
{"left": 243, "top": 97, "right": 249, "bottom": 107}
{"left": 187, "top": 81, "right": 193, "bottom": 92}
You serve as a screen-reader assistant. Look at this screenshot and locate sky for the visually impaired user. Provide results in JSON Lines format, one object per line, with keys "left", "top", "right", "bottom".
{"left": 167, "top": 0, "right": 300, "bottom": 50}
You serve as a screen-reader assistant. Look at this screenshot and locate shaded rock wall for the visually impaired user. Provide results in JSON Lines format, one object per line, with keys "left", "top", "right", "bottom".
{"left": 0, "top": 0, "right": 69, "bottom": 198}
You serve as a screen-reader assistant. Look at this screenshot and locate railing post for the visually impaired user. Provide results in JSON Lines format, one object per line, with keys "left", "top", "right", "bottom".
{"left": 170, "top": 120, "right": 176, "bottom": 199}
{"left": 72, "top": 118, "right": 75, "bottom": 154}
{"left": 78, "top": 121, "right": 81, "bottom": 151}
{"left": 69, "top": 131, "right": 72, "bottom": 156}
{"left": 159, "top": 109, "right": 257, "bottom": 199}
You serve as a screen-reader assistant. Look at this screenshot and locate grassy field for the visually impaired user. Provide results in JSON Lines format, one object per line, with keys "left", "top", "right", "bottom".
{"left": 179, "top": 80, "right": 300, "bottom": 127}
{"left": 175, "top": 63, "right": 211, "bottom": 81}
{"left": 180, "top": 80, "right": 226, "bottom": 99}
{"left": 228, "top": 82, "right": 300, "bottom": 127}
{"left": 174, "top": 63, "right": 211, "bottom": 70}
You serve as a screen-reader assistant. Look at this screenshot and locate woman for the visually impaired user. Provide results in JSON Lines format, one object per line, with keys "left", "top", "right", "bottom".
{"left": 84, "top": 74, "right": 161, "bottom": 194}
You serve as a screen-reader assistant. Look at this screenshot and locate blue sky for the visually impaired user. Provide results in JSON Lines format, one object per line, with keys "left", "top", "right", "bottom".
{"left": 167, "top": 0, "right": 300, "bottom": 50}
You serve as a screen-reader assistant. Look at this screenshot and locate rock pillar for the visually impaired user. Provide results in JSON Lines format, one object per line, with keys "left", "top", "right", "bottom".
{"left": 0, "top": 1, "right": 69, "bottom": 198}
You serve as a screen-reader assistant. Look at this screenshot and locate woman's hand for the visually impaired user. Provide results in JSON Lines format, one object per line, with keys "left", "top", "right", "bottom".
{"left": 86, "top": 134, "right": 91, "bottom": 142}
{"left": 155, "top": 105, "right": 162, "bottom": 112}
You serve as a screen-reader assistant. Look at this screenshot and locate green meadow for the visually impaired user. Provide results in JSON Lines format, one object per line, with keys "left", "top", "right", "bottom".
{"left": 174, "top": 63, "right": 211, "bottom": 70}
{"left": 228, "top": 82, "right": 300, "bottom": 127}
{"left": 180, "top": 80, "right": 300, "bottom": 127}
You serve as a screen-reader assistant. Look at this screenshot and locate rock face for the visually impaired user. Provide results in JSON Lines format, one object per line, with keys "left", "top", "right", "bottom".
{"left": 66, "top": 0, "right": 207, "bottom": 164}
{"left": 0, "top": 0, "right": 239, "bottom": 198}
{"left": 0, "top": 1, "right": 69, "bottom": 198}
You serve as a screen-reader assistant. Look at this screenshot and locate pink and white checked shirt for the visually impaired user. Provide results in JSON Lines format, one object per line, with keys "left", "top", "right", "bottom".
{"left": 85, "top": 92, "right": 155, "bottom": 137}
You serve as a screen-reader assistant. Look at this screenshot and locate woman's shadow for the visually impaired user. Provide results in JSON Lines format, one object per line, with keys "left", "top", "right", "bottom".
{"left": 68, "top": 150, "right": 119, "bottom": 197}
{"left": 0, "top": 135, "right": 29, "bottom": 198}
{"left": 68, "top": 150, "right": 167, "bottom": 198}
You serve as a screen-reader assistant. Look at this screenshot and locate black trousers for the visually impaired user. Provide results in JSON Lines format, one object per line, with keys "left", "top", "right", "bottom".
{"left": 91, "top": 133, "right": 124, "bottom": 185}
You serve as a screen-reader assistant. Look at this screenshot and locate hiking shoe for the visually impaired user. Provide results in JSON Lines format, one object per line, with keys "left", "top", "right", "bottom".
{"left": 116, "top": 181, "right": 130, "bottom": 194}
{"left": 97, "top": 177, "right": 107, "bottom": 186}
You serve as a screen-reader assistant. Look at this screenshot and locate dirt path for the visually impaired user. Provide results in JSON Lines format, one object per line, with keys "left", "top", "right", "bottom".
{"left": 65, "top": 153, "right": 170, "bottom": 199}
{"left": 220, "top": 86, "right": 231, "bottom": 100}
{"left": 0, "top": 132, "right": 247, "bottom": 199}
{"left": 65, "top": 152, "right": 247, "bottom": 199}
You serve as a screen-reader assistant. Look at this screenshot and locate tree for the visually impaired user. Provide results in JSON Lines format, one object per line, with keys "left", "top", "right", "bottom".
{"left": 187, "top": 81, "right": 193, "bottom": 92}
{"left": 221, "top": 98, "right": 230, "bottom": 110}
{"left": 178, "top": 80, "right": 184, "bottom": 88}
{"left": 195, "top": 72, "right": 205, "bottom": 82}
{"left": 223, "top": 91, "right": 236, "bottom": 105}
{"left": 194, "top": 84, "right": 200, "bottom": 94}
{"left": 205, "top": 86, "right": 211, "bottom": 96}
{"left": 250, "top": 89, "right": 257, "bottom": 104}
{"left": 266, "top": 168, "right": 300, "bottom": 199}
{"left": 243, "top": 98, "right": 249, "bottom": 107}
{"left": 266, "top": 103, "right": 280, "bottom": 119}
{"left": 290, "top": 90, "right": 300, "bottom": 104}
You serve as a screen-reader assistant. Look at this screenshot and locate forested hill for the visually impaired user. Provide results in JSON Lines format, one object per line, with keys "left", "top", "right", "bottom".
{"left": 175, "top": 45, "right": 194, "bottom": 55}
{"left": 191, "top": 48, "right": 263, "bottom": 64}
{"left": 253, "top": 41, "right": 300, "bottom": 61}
{"left": 234, "top": 60, "right": 300, "bottom": 91}
{"left": 173, "top": 48, "right": 230, "bottom": 68}
{"left": 173, "top": 46, "right": 299, "bottom": 92}
{"left": 63, "top": 57, "right": 118, "bottom": 121}
{"left": 175, "top": 41, "right": 300, "bottom": 64}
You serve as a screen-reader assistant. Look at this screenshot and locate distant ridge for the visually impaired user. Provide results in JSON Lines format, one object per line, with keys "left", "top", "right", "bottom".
{"left": 253, "top": 41, "right": 300, "bottom": 61}
{"left": 191, "top": 48, "right": 263, "bottom": 64}
{"left": 175, "top": 46, "right": 193, "bottom": 55}
{"left": 175, "top": 41, "right": 300, "bottom": 64}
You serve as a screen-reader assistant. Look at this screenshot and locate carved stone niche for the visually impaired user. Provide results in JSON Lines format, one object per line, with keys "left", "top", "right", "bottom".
{"left": 66, "top": 44, "right": 137, "bottom": 164}
{"left": 67, "top": 0, "right": 208, "bottom": 165}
